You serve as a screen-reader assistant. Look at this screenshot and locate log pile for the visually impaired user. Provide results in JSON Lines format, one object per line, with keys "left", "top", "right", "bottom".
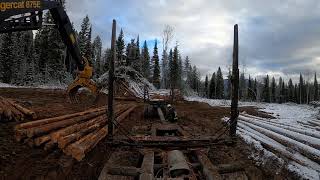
{"left": 15, "top": 104, "right": 137, "bottom": 161}
{"left": 0, "top": 96, "right": 36, "bottom": 122}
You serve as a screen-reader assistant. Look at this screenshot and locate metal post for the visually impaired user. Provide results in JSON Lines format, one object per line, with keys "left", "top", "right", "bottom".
{"left": 230, "top": 24, "right": 239, "bottom": 137}
{"left": 108, "top": 19, "right": 116, "bottom": 139}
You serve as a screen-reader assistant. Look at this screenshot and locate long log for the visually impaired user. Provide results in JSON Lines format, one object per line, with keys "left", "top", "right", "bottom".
{"left": 34, "top": 134, "right": 51, "bottom": 146}
{"left": 237, "top": 125, "right": 320, "bottom": 171}
{"left": 15, "top": 106, "right": 107, "bottom": 129}
{"left": 50, "top": 104, "right": 129, "bottom": 143}
{"left": 26, "top": 111, "right": 106, "bottom": 138}
{"left": 239, "top": 120, "right": 320, "bottom": 164}
{"left": 239, "top": 115, "right": 320, "bottom": 139}
{"left": 57, "top": 105, "right": 128, "bottom": 148}
{"left": 6, "top": 98, "right": 36, "bottom": 119}
{"left": 195, "top": 150, "right": 222, "bottom": 180}
{"left": 239, "top": 116, "right": 320, "bottom": 150}
{"left": 65, "top": 105, "right": 136, "bottom": 161}
{"left": 0, "top": 98, "right": 23, "bottom": 121}
{"left": 67, "top": 127, "right": 108, "bottom": 161}
{"left": 58, "top": 117, "right": 106, "bottom": 148}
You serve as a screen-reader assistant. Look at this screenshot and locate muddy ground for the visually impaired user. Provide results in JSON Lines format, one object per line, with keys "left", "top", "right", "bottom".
{"left": 0, "top": 88, "right": 297, "bottom": 180}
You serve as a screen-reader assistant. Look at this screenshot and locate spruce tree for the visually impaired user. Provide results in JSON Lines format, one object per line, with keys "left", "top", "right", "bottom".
{"left": 152, "top": 40, "right": 160, "bottom": 88}
{"left": 141, "top": 40, "right": 150, "bottom": 79}
{"left": 247, "top": 75, "right": 253, "bottom": 101}
{"left": 239, "top": 73, "right": 246, "bottom": 100}
{"left": 134, "top": 36, "right": 141, "bottom": 71}
{"left": 79, "top": 15, "right": 91, "bottom": 55}
{"left": 0, "top": 33, "right": 14, "bottom": 83}
{"left": 226, "top": 69, "right": 232, "bottom": 99}
{"left": 271, "top": 77, "right": 276, "bottom": 103}
{"left": 101, "top": 48, "right": 111, "bottom": 73}
{"left": 263, "top": 75, "right": 270, "bottom": 102}
{"left": 288, "top": 79, "right": 294, "bottom": 102}
{"left": 169, "top": 45, "right": 179, "bottom": 90}
{"left": 253, "top": 78, "right": 257, "bottom": 101}
{"left": 314, "top": 73, "right": 318, "bottom": 101}
{"left": 209, "top": 73, "right": 216, "bottom": 99}
{"left": 204, "top": 75, "right": 209, "bottom": 98}
{"left": 216, "top": 67, "right": 224, "bottom": 99}
{"left": 299, "top": 73, "right": 303, "bottom": 104}
{"left": 92, "top": 36, "right": 102, "bottom": 77}
{"left": 116, "top": 29, "right": 125, "bottom": 66}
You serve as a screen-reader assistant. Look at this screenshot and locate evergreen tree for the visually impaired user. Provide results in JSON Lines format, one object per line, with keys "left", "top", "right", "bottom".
{"left": 247, "top": 75, "right": 253, "bottom": 101}
{"left": 0, "top": 33, "right": 14, "bottom": 83}
{"left": 288, "top": 79, "right": 294, "bottom": 102}
{"left": 152, "top": 40, "right": 160, "bottom": 88}
{"left": 169, "top": 45, "right": 179, "bottom": 89}
{"left": 294, "top": 84, "right": 298, "bottom": 103}
{"left": 271, "top": 77, "right": 276, "bottom": 103}
{"left": 204, "top": 75, "right": 209, "bottom": 98}
{"left": 226, "top": 69, "right": 232, "bottom": 99}
{"left": 314, "top": 73, "right": 318, "bottom": 101}
{"left": 209, "top": 73, "right": 216, "bottom": 99}
{"left": 177, "top": 54, "right": 183, "bottom": 89}
{"left": 216, "top": 67, "right": 224, "bottom": 99}
{"left": 116, "top": 29, "right": 125, "bottom": 66}
{"left": 239, "top": 73, "right": 246, "bottom": 100}
{"left": 253, "top": 78, "right": 257, "bottom": 101}
{"left": 141, "top": 40, "right": 150, "bottom": 79}
{"left": 299, "top": 73, "right": 303, "bottom": 104}
{"left": 263, "top": 75, "right": 270, "bottom": 102}
{"left": 92, "top": 36, "right": 102, "bottom": 77}
{"left": 134, "top": 35, "right": 141, "bottom": 71}
{"left": 78, "top": 15, "right": 91, "bottom": 56}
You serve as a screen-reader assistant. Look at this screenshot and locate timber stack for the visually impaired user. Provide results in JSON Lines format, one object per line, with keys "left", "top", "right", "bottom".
{"left": 0, "top": 96, "right": 36, "bottom": 122}
{"left": 15, "top": 103, "right": 137, "bottom": 161}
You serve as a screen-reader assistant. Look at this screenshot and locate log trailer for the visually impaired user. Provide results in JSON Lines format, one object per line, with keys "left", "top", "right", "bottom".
{"left": 0, "top": 0, "right": 98, "bottom": 101}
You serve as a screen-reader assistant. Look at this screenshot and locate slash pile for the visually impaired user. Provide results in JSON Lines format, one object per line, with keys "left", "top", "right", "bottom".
{"left": 15, "top": 104, "right": 137, "bottom": 161}
{"left": 0, "top": 96, "right": 36, "bottom": 122}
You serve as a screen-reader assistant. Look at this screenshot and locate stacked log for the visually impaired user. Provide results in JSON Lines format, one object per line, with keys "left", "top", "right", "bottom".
{"left": 15, "top": 104, "right": 137, "bottom": 161}
{"left": 0, "top": 96, "right": 36, "bottom": 122}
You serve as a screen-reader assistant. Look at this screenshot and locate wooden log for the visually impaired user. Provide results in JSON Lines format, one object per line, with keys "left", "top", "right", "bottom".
{"left": 58, "top": 117, "right": 106, "bottom": 148}
{"left": 239, "top": 120, "right": 320, "bottom": 164}
{"left": 66, "top": 127, "right": 108, "bottom": 161}
{"left": 15, "top": 106, "right": 107, "bottom": 129}
{"left": 34, "top": 134, "right": 51, "bottom": 146}
{"left": 5, "top": 98, "right": 36, "bottom": 119}
{"left": 195, "top": 150, "right": 222, "bottom": 180}
{"left": 237, "top": 125, "right": 320, "bottom": 171}
{"left": 139, "top": 151, "right": 154, "bottom": 180}
{"left": 51, "top": 105, "right": 127, "bottom": 143}
{"left": 53, "top": 104, "right": 129, "bottom": 143}
{"left": 26, "top": 111, "right": 106, "bottom": 138}
{"left": 0, "top": 98, "right": 23, "bottom": 121}
{"left": 216, "top": 162, "right": 245, "bottom": 174}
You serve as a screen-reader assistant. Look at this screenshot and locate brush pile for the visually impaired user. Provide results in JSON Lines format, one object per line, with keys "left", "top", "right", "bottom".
{"left": 15, "top": 104, "right": 137, "bottom": 161}
{"left": 98, "top": 66, "right": 155, "bottom": 98}
{"left": 0, "top": 96, "right": 36, "bottom": 122}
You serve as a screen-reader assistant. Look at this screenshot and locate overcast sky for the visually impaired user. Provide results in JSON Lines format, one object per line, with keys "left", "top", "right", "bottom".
{"left": 66, "top": 0, "right": 320, "bottom": 82}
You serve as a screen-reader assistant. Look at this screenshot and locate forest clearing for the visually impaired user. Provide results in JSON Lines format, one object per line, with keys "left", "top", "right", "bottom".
{"left": 1, "top": 0, "right": 320, "bottom": 180}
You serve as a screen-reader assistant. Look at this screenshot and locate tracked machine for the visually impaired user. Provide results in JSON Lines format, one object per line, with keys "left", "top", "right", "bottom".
{"left": 0, "top": 0, "right": 98, "bottom": 102}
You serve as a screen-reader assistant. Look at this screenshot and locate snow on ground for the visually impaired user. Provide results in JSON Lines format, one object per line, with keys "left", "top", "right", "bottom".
{"left": 0, "top": 82, "right": 66, "bottom": 90}
{"left": 187, "top": 96, "right": 320, "bottom": 179}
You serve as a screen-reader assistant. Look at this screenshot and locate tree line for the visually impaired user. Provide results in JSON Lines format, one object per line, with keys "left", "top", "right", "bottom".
{"left": 0, "top": 13, "right": 202, "bottom": 91}
{"left": 200, "top": 69, "right": 320, "bottom": 104}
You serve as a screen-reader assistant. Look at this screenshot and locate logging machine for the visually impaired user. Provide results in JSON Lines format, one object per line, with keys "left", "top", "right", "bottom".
{"left": 0, "top": 0, "right": 98, "bottom": 101}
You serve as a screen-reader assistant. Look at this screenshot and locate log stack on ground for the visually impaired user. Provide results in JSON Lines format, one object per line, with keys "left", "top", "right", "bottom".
{"left": 0, "top": 96, "right": 36, "bottom": 122}
{"left": 15, "top": 104, "right": 137, "bottom": 161}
